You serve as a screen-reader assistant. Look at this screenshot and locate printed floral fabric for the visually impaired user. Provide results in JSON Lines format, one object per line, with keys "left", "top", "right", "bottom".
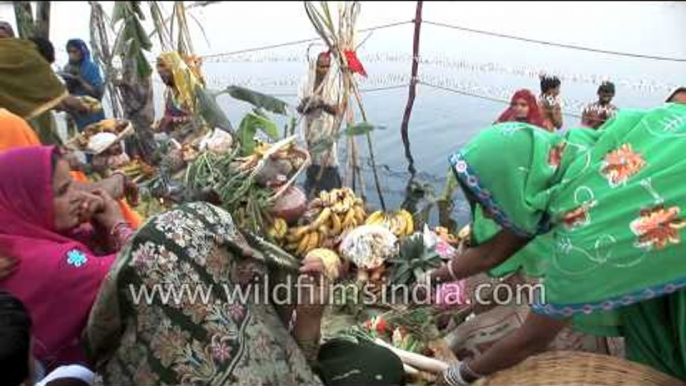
{"left": 600, "top": 143, "right": 646, "bottom": 187}
{"left": 449, "top": 103, "right": 686, "bottom": 324}
{"left": 86, "top": 203, "right": 322, "bottom": 385}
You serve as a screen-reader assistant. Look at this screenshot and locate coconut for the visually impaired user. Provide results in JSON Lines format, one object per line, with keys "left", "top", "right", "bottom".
{"left": 339, "top": 225, "right": 398, "bottom": 271}
{"left": 87, "top": 132, "right": 118, "bottom": 154}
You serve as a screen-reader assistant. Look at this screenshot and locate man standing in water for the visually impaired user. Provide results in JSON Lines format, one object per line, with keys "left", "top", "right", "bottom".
{"left": 538, "top": 74, "right": 563, "bottom": 131}
{"left": 297, "top": 51, "right": 343, "bottom": 197}
{"left": 581, "top": 81, "right": 618, "bottom": 129}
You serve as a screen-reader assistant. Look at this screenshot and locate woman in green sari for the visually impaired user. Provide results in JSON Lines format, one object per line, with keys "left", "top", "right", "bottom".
{"left": 426, "top": 101, "right": 686, "bottom": 384}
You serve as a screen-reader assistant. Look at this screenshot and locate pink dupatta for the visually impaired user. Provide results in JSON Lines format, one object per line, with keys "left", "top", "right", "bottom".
{"left": 0, "top": 146, "right": 115, "bottom": 367}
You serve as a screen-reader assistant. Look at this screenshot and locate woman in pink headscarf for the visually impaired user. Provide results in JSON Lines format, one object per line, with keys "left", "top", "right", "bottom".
{"left": 0, "top": 146, "right": 134, "bottom": 368}
{"left": 495, "top": 89, "right": 545, "bottom": 128}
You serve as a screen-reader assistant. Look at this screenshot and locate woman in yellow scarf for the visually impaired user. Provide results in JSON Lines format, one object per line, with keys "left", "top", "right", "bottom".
{"left": 155, "top": 51, "right": 203, "bottom": 140}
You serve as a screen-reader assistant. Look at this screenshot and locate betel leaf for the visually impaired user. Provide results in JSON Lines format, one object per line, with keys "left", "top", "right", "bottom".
{"left": 236, "top": 112, "right": 280, "bottom": 155}
{"left": 219, "top": 86, "right": 289, "bottom": 115}
{"left": 341, "top": 122, "right": 385, "bottom": 137}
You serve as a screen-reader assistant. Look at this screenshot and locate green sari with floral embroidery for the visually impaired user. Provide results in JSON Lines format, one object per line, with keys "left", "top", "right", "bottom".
{"left": 85, "top": 203, "right": 322, "bottom": 385}
{"left": 449, "top": 103, "right": 686, "bottom": 378}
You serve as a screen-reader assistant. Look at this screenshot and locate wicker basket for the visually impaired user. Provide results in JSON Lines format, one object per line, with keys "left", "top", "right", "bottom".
{"left": 474, "top": 351, "right": 685, "bottom": 386}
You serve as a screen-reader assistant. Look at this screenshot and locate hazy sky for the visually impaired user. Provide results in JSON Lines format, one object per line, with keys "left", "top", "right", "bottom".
{"left": 1, "top": 1, "right": 685, "bottom": 62}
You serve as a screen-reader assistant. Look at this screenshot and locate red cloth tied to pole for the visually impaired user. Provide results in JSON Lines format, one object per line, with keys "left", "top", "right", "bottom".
{"left": 344, "top": 50, "right": 367, "bottom": 77}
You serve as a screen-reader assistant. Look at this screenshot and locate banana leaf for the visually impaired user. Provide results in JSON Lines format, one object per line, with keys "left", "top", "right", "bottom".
{"left": 197, "top": 86, "right": 233, "bottom": 132}
{"left": 110, "top": 2, "right": 128, "bottom": 26}
{"left": 217, "top": 86, "right": 289, "bottom": 115}
{"left": 236, "top": 111, "right": 280, "bottom": 156}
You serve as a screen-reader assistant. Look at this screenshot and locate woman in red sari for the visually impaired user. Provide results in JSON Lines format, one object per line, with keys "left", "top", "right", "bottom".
{"left": 495, "top": 89, "right": 545, "bottom": 128}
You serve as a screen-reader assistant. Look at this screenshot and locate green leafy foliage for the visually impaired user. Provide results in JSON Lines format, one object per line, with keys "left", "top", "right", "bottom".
{"left": 219, "top": 86, "right": 289, "bottom": 115}
{"left": 236, "top": 111, "right": 280, "bottom": 156}
{"left": 389, "top": 233, "right": 442, "bottom": 286}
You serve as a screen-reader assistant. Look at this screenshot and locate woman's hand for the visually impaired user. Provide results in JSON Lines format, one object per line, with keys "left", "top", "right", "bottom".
{"left": 0, "top": 256, "right": 19, "bottom": 281}
{"left": 297, "top": 255, "right": 329, "bottom": 317}
{"left": 90, "top": 189, "right": 126, "bottom": 231}
{"left": 124, "top": 177, "right": 139, "bottom": 206}
{"left": 60, "top": 95, "right": 90, "bottom": 115}
{"left": 76, "top": 191, "right": 105, "bottom": 224}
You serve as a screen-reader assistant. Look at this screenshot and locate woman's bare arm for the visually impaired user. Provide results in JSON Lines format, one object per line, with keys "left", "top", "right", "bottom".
{"left": 466, "top": 312, "right": 568, "bottom": 380}
{"left": 430, "top": 228, "right": 531, "bottom": 284}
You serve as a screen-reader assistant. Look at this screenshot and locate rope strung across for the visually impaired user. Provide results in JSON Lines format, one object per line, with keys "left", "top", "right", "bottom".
{"left": 422, "top": 20, "right": 686, "bottom": 63}
{"left": 201, "top": 20, "right": 414, "bottom": 59}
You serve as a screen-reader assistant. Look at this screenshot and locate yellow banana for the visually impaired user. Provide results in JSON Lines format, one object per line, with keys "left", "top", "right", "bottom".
{"left": 297, "top": 232, "right": 312, "bottom": 255}
{"left": 313, "top": 207, "right": 332, "bottom": 228}
{"left": 330, "top": 213, "right": 342, "bottom": 234}
{"left": 318, "top": 224, "right": 330, "bottom": 238}
{"left": 307, "top": 231, "right": 320, "bottom": 252}
{"left": 285, "top": 232, "right": 301, "bottom": 243}
{"left": 341, "top": 196, "right": 353, "bottom": 213}
{"left": 279, "top": 219, "right": 289, "bottom": 238}
{"left": 327, "top": 191, "right": 338, "bottom": 206}
{"left": 285, "top": 242, "right": 299, "bottom": 252}
{"left": 268, "top": 227, "right": 278, "bottom": 239}
{"left": 343, "top": 209, "right": 357, "bottom": 228}
{"left": 293, "top": 225, "right": 311, "bottom": 239}
{"left": 365, "top": 211, "right": 385, "bottom": 225}
{"left": 307, "top": 249, "right": 341, "bottom": 281}
{"left": 332, "top": 201, "right": 347, "bottom": 214}
{"left": 354, "top": 206, "right": 366, "bottom": 224}
{"left": 319, "top": 191, "right": 330, "bottom": 205}
{"left": 400, "top": 210, "right": 414, "bottom": 235}
{"left": 391, "top": 214, "right": 405, "bottom": 236}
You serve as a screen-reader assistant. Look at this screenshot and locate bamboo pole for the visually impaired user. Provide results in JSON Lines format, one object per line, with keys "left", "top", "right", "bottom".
{"left": 400, "top": 1, "right": 423, "bottom": 175}
{"left": 349, "top": 79, "right": 384, "bottom": 210}
{"left": 13, "top": 1, "right": 35, "bottom": 39}
{"left": 35, "top": 2, "right": 50, "bottom": 39}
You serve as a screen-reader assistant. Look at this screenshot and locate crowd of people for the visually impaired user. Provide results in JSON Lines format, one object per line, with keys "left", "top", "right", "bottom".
{"left": 494, "top": 75, "right": 619, "bottom": 132}
{"left": 1, "top": 18, "right": 686, "bottom": 386}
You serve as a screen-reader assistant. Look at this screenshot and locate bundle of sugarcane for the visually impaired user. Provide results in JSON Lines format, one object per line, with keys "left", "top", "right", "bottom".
{"left": 304, "top": 1, "right": 386, "bottom": 210}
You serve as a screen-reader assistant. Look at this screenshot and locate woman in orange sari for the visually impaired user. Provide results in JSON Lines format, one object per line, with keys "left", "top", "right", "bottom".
{"left": 0, "top": 108, "right": 142, "bottom": 228}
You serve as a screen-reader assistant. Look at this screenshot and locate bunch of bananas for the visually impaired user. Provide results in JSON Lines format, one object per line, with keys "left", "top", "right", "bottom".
{"left": 267, "top": 217, "right": 289, "bottom": 242}
{"left": 236, "top": 139, "right": 306, "bottom": 173}
{"left": 365, "top": 210, "right": 415, "bottom": 237}
{"left": 117, "top": 159, "right": 157, "bottom": 180}
{"left": 79, "top": 95, "right": 103, "bottom": 114}
{"left": 75, "top": 119, "right": 130, "bottom": 148}
{"left": 283, "top": 188, "right": 367, "bottom": 256}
